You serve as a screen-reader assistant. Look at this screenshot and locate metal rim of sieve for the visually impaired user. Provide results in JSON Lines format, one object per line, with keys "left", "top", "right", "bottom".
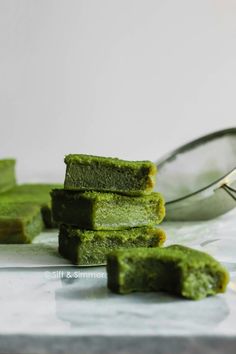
{"left": 157, "top": 127, "right": 236, "bottom": 205}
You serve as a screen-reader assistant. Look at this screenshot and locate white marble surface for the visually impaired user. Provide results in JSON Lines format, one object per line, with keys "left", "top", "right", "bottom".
{"left": 0, "top": 210, "right": 236, "bottom": 354}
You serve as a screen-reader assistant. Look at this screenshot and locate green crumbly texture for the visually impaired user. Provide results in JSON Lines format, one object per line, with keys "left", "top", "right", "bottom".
{"left": 107, "top": 245, "right": 229, "bottom": 300}
{"left": 0, "top": 159, "right": 16, "bottom": 193}
{"left": 59, "top": 224, "right": 166, "bottom": 265}
{"left": 64, "top": 154, "right": 157, "bottom": 196}
{"left": 0, "top": 184, "right": 62, "bottom": 228}
{"left": 52, "top": 189, "right": 165, "bottom": 230}
{"left": 0, "top": 203, "right": 44, "bottom": 243}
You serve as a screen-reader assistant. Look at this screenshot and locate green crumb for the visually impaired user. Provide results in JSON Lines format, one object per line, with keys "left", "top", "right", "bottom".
{"left": 0, "top": 203, "right": 44, "bottom": 244}
{"left": 59, "top": 224, "right": 166, "bottom": 265}
{"left": 107, "top": 245, "right": 229, "bottom": 300}
{"left": 0, "top": 184, "right": 62, "bottom": 228}
{"left": 51, "top": 189, "right": 165, "bottom": 230}
{"left": 0, "top": 159, "right": 16, "bottom": 193}
{"left": 64, "top": 154, "right": 157, "bottom": 196}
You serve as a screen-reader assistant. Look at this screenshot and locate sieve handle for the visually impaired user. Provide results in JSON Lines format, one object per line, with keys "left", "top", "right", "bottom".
{"left": 221, "top": 184, "right": 236, "bottom": 201}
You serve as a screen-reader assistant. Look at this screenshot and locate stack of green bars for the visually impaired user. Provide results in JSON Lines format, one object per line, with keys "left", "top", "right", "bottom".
{"left": 51, "top": 154, "right": 166, "bottom": 265}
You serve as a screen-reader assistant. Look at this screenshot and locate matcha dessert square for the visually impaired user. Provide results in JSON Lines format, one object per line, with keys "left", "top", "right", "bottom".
{"left": 59, "top": 224, "right": 166, "bottom": 265}
{"left": 0, "top": 159, "right": 16, "bottom": 193}
{"left": 64, "top": 154, "right": 157, "bottom": 195}
{"left": 0, "top": 183, "right": 62, "bottom": 228}
{"left": 51, "top": 190, "right": 165, "bottom": 230}
{"left": 107, "top": 245, "right": 229, "bottom": 300}
{"left": 0, "top": 203, "right": 44, "bottom": 244}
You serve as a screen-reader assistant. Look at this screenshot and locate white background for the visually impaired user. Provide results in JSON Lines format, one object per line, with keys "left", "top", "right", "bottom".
{"left": 0, "top": 0, "right": 236, "bottom": 183}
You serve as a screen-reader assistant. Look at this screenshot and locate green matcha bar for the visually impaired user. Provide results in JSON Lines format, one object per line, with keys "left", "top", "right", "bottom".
{"left": 59, "top": 224, "right": 166, "bottom": 265}
{"left": 0, "top": 203, "right": 44, "bottom": 243}
{"left": 0, "top": 159, "right": 16, "bottom": 193}
{"left": 0, "top": 184, "right": 62, "bottom": 228}
{"left": 107, "top": 245, "right": 229, "bottom": 300}
{"left": 51, "top": 190, "right": 165, "bottom": 230}
{"left": 64, "top": 154, "right": 157, "bottom": 195}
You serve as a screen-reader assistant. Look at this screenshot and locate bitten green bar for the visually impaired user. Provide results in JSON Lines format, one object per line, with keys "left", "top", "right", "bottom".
{"left": 64, "top": 154, "right": 157, "bottom": 195}
{"left": 0, "top": 159, "right": 16, "bottom": 193}
{"left": 0, "top": 203, "right": 44, "bottom": 243}
{"left": 107, "top": 245, "right": 229, "bottom": 300}
{"left": 0, "top": 184, "right": 62, "bottom": 228}
{"left": 51, "top": 190, "right": 165, "bottom": 230}
{"left": 59, "top": 224, "right": 166, "bottom": 265}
